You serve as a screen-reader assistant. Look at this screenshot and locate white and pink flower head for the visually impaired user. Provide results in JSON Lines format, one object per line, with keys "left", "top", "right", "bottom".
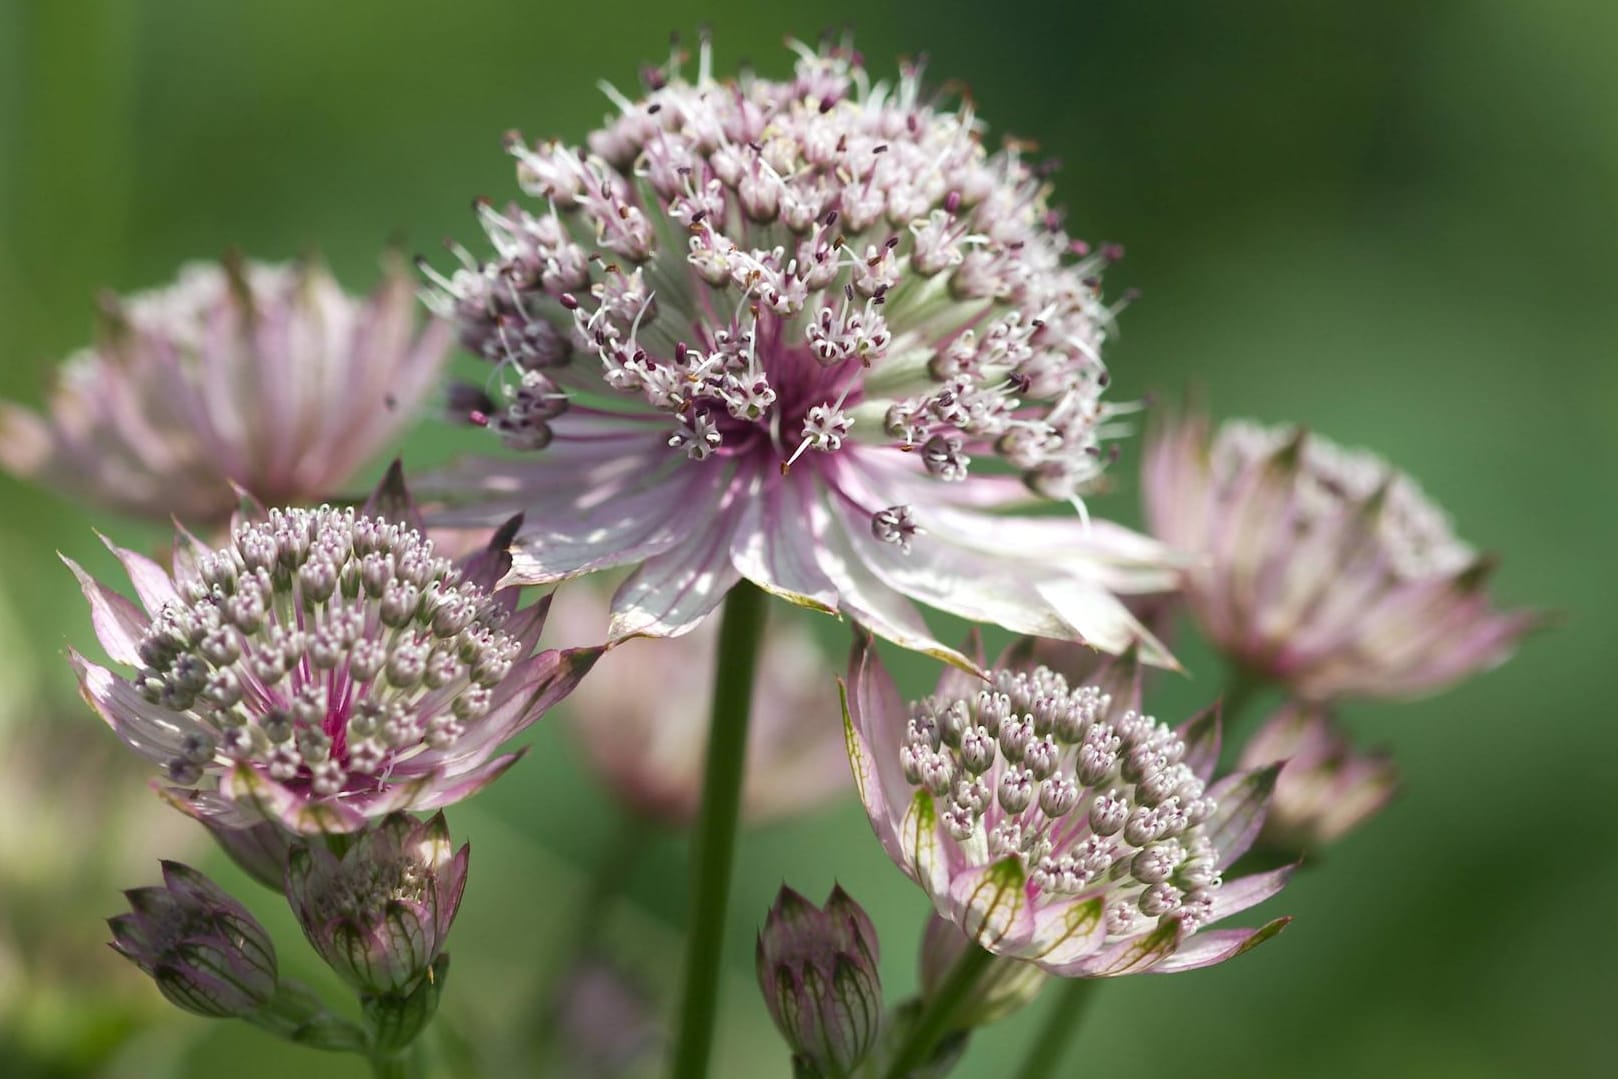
{"left": 843, "top": 633, "right": 1291, "bottom": 977}
{"left": 67, "top": 477, "right": 600, "bottom": 835}
{"left": 0, "top": 256, "right": 451, "bottom": 525}
{"left": 1144, "top": 409, "right": 1540, "bottom": 701}
{"left": 418, "top": 36, "right": 1174, "bottom": 669}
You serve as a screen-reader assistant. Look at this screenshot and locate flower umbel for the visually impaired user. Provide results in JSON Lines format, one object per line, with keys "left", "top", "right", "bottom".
{"left": 1237, "top": 701, "right": 1398, "bottom": 851}
{"left": 285, "top": 812, "right": 467, "bottom": 996}
{"left": 67, "top": 503, "right": 599, "bottom": 834}
{"left": 756, "top": 884, "right": 883, "bottom": 1077}
{"left": 0, "top": 256, "right": 451, "bottom": 524}
{"left": 548, "top": 582, "right": 849, "bottom": 825}
{"left": 108, "top": 860, "right": 278, "bottom": 1019}
{"left": 844, "top": 634, "right": 1291, "bottom": 976}
{"left": 419, "top": 37, "right": 1175, "bottom": 667}
{"left": 1143, "top": 409, "right": 1539, "bottom": 701}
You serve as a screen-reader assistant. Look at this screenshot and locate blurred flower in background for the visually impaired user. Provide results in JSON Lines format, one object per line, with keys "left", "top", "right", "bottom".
{"left": 1143, "top": 409, "right": 1539, "bottom": 701}
{"left": 67, "top": 505, "right": 598, "bottom": 835}
{"left": 845, "top": 637, "right": 1290, "bottom": 977}
{"left": 1237, "top": 701, "right": 1398, "bottom": 854}
{"left": 0, "top": 256, "right": 451, "bottom": 526}
{"left": 419, "top": 38, "right": 1175, "bottom": 666}
{"left": 547, "top": 582, "right": 850, "bottom": 826}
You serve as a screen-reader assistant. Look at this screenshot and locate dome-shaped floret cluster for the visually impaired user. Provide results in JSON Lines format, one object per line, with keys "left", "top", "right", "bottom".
{"left": 845, "top": 637, "right": 1291, "bottom": 977}
{"left": 69, "top": 506, "right": 595, "bottom": 834}
{"left": 424, "top": 36, "right": 1130, "bottom": 503}
{"left": 902, "top": 667, "right": 1227, "bottom": 942}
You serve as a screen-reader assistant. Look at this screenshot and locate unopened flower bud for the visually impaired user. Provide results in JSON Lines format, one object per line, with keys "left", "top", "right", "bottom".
{"left": 108, "top": 861, "right": 278, "bottom": 1019}
{"left": 756, "top": 884, "right": 882, "bottom": 1077}
{"left": 285, "top": 812, "right": 468, "bottom": 996}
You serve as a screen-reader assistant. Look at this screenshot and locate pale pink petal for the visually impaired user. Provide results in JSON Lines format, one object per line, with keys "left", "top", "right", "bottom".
{"left": 61, "top": 555, "right": 148, "bottom": 666}
{"left": 1148, "top": 918, "right": 1291, "bottom": 974}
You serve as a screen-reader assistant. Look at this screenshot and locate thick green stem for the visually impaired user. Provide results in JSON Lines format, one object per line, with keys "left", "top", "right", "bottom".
{"left": 368, "top": 1047, "right": 418, "bottom": 1079}
{"left": 1010, "top": 978, "right": 1099, "bottom": 1079}
{"left": 668, "top": 583, "right": 769, "bottom": 1079}
{"left": 884, "top": 944, "right": 996, "bottom": 1079}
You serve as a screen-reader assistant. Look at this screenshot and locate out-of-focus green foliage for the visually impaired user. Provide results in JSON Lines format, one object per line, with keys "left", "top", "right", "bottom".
{"left": 1, "top": 1, "right": 1611, "bottom": 1076}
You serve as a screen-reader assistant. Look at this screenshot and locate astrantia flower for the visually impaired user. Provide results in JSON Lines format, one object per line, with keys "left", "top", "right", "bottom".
{"left": 418, "top": 38, "right": 1175, "bottom": 667}
{"left": 0, "top": 256, "right": 450, "bottom": 524}
{"left": 67, "top": 505, "right": 598, "bottom": 834}
{"left": 1143, "top": 410, "right": 1539, "bottom": 701}
{"left": 547, "top": 583, "right": 849, "bottom": 825}
{"left": 108, "top": 861, "right": 279, "bottom": 1019}
{"left": 285, "top": 812, "right": 467, "bottom": 996}
{"left": 844, "top": 636, "right": 1290, "bottom": 976}
{"left": 1237, "top": 701, "right": 1397, "bottom": 851}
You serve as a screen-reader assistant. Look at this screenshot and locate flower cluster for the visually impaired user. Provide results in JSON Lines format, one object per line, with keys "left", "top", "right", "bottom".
{"left": 6, "top": 30, "right": 1538, "bottom": 1079}
{"left": 419, "top": 37, "right": 1174, "bottom": 663}
{"left": 0, "top": 257, "right": 450, "bottom": 524}
{"left": 1144, "top": 410, "right": 1537, "bottom": 700}
{"left": 70, "top": 503, "right": 598, "bottom": 834}
{"left": 845, "top": 637, "right": 1290, "bottom": 977}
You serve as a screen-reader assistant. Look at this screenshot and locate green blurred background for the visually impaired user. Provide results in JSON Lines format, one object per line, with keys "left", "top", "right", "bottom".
{"left": 1, "top": 1, "right": 1612, "bottom": 1076}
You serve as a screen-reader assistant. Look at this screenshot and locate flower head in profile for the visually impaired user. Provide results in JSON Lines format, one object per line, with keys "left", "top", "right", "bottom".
{"left": 67, "top": 502, "right": 599, "bottom": 834}
{"left": 547, "top": 583, "right": 849, "bottom": 825}
{"left": 108, "top": 861, "right": 279, "bottom": 1019}
{"left": 285, "top": 811, "right": 467, "bottom": 996}
{"left": 1237, "top": 701, "right": 1397, "bottom": 852}
{"left": 1144, "top": 409, "right": 1539, "bottom": 701}
{"left": 844, "top": 635, "right": 1290, "bottom": 976}
{"left": 0, "top": 256, "right": 451, "bottom": 524}
{"left": 418, "top": 36, "right": 1174, "bottom": 668}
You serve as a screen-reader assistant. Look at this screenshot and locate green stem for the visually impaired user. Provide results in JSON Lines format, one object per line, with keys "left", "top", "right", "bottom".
{"left": 668, "top": 583, "right": 769, "bottom": 1079}
{"left": 1010, "top": 978, "right": 1099, "bottom": 1079}
{"left": 1220, "top": 663, "right": 1268, "bottom": 733}
{"left": 884, "top": 944, "right": 996, "bottom": 1079}
{"left": 368, "top": 1048, "right": 418, "bottom": 1079}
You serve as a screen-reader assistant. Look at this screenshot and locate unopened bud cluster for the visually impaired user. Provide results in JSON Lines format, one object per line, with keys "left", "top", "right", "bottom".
{"left": 286, "top": 812, "right": 468, "bottom": 996}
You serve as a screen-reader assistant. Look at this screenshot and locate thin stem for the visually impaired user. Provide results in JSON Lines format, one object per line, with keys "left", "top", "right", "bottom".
{"left": 1010, "top": 978, "right": 1099, "bottom": 1079}
{"left": 884, "top": 944, "right": 997, "bottom": 1079}
{"left": 668, "top": 583, "right": 769, "bottom": 1079}
{"left": 1220, "top": 662, "right": 1268, "bottom": 733}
